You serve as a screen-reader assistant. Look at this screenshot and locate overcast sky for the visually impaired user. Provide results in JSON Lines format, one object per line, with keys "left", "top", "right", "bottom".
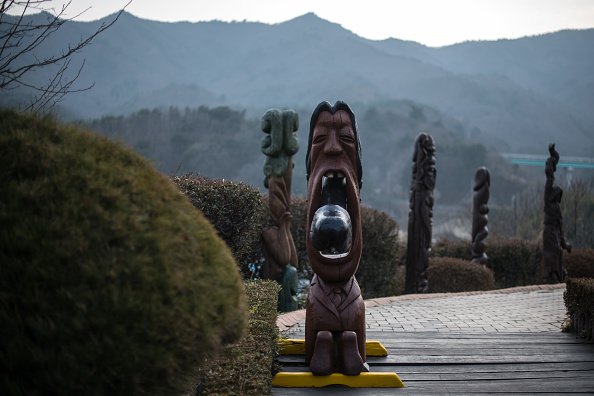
{"left": 22, "top": 0, "right": 594, "bottom": 47}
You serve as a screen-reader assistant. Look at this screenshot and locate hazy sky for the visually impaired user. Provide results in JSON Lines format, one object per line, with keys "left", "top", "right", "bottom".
{"left": 23, "top": 0, "right": 594, "bottom": 47}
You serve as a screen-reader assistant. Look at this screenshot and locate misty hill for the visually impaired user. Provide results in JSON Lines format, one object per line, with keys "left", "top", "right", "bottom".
{"left": 84, "top": 99, "right": 525, "bottom": 223}
{"left": 4, "top": 11, "right": 594, "bottom": 156}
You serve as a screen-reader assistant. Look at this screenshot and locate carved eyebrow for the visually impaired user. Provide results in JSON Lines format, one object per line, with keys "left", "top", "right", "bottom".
{"left": 314, "top": 119, "right": 337, "bottom": 129}
{"left": 314, "top": 119, "right": 353, "bottom": 131}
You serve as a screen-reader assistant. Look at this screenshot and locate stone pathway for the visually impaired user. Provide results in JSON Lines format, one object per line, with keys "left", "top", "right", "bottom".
{"left": 278, "top": 284, "right": 566, "bottom": 335}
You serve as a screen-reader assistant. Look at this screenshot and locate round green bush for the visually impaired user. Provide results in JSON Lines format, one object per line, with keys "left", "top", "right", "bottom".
{"left": 357, "top": 206, "right": 403, "bottom": 298}
{"left": 565, "top": 248, "right": 594, "bottom": 279}
{"left": 0, "top": 111, "right": 246, "bottom": 396}
{"left": 172, "top": 174, "right": 268, "bottom": 275}
{"left": 433, "top": 238, "right": 542, "bottom": 288}
{"left": 427, "top": 257, "right": 495, "bottom": 293}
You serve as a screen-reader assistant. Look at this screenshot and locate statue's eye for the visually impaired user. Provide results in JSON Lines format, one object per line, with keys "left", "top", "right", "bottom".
{"left": 313, "top": 134, "right": 326, "bottom": 144}
{"left": 340, "top": 134, "right": 355, "bottom": 143}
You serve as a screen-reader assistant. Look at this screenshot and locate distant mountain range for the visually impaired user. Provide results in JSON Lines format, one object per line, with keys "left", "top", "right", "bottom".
{"left": 3, "top": 11, "right": 594, "bottom": 155}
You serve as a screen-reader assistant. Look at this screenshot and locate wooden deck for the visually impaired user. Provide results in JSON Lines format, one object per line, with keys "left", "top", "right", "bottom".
{"left": 274, "top": 331, "right": 594, "bottom": 394}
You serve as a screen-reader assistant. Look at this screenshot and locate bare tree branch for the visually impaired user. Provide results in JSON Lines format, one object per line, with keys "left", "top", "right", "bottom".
{"left": 0, "top": 0, "right": 131, "bottom": 113}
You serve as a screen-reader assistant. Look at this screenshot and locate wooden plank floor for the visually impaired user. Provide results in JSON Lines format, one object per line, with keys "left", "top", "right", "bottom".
{"left": 274, "top": 331, "right": 594, "bottom": 395}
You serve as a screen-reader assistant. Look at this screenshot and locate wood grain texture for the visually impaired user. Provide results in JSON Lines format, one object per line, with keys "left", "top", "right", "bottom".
{"left": 273, "top": 331, "right": 594, "bottom": 395}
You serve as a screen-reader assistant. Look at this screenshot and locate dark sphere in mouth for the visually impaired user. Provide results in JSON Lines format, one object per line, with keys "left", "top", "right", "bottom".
{"left": 310, "top": 204, "right": 352, "bottom": 255}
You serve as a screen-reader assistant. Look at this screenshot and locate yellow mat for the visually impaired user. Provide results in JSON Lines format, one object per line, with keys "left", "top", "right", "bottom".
{"left": 272, "top": 372, "right": 405, "bottom": 388}
{"left": 278, "top": 338, "right": 389, "bottom": 357}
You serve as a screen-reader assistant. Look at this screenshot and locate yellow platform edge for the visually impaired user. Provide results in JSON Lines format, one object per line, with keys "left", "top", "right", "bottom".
{"left": 278, "top": 338, "right": 388, "bottom": 357}
{"left": 272, "top": 372, "right": 405, "bottom": 388}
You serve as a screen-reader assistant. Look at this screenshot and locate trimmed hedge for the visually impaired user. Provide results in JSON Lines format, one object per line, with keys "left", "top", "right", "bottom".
{"left": 433, "top": 238, "right": 543, "bottom": 288}
{"left": 358, "top": 206, "right": 403, "bottom": 298}
{"left": 173, "top": 174, "right": 268, "bottom": 274}
{"left": 564, "top": 278, "right": 594, "bottom": 339}
{"left": 176, "top": 183, "right": 403, "bottom": 298}
{"left": 289, "top": 199, "right": 403, "bottom": 298}
{"left": 0, "top": 111, "right": 246, "bottom": 396}
{"left": 427, "top": 257, "right": 495, "bottom": 293}
{"left": 289, "top": 197, "right": 311, "bottom": 277}
{"left": 565, "top": 248, "right": 594, "bottom": 279}
{"left": 195, "top": 280, "right": 281, "bottom": 395}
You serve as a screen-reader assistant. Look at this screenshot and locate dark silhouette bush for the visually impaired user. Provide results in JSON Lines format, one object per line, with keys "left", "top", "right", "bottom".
{"left": 564, "top": 277, "right": 594, "bottom": 339}
{"left": 0, "top": 111, "right": 246, "bottom": 396}
{"left": 173, "top": 174, "right": 268, "bottom": 274}
{"left": 358, "top": 206, "right": 403, "bottom": 298}
{"left": 289, "top": 199, "right": 402, "bottom": 298}
{"left": 565, "top": 248, "right": 594, "bottom": 279}
{"left": 433, "top": 238, "right": 542, "bottom": 288}
{"left": 427, "top": 257, "right": 495, "bottom": 293}
{"left": 290, "top": 197, "right": 310, "bottom": 277}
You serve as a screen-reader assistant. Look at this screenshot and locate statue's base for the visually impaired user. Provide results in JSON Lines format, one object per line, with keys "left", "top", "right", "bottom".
{"left": 278, "top": 338, "right": 388, "bottom": 357}
{"left": 272, "top": 372, "right": 405, "bottom": 388}
{"left": 275, "top": 338, "right": 404, "bottom": 388}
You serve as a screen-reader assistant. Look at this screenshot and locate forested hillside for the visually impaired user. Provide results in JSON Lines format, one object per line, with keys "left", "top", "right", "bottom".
{"left": 85, "top": 100, "right": 524, "bottom": 222}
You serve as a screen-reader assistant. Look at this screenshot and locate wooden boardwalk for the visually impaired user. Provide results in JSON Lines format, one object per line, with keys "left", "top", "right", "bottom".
{"left": 274, "top": 331, "right": 594, "bottom": 394}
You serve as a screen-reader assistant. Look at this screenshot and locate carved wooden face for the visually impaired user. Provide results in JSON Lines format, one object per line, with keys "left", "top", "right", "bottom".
{"left": 306, "top": 109, "right": 362, "bottom": 283}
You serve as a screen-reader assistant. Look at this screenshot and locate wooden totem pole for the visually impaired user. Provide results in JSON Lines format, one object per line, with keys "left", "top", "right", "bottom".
{"left": 305, "top": 101, "right": 368, "bottom": 376}
{"left": 261, "top": 108, "right": 299, "bottom": 312}
{"left": 543, "top": 144, "right": 571, "bottom": 283}
{"left": 404, "top": 133, "right": 436, "bottom": 294}
{"left": 471, "top": 167, "right": 490, "bottom": 265}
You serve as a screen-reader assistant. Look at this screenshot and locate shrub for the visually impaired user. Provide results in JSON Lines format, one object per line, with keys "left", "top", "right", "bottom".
{"left": 432, "top": 239, "right": 469, "bottom": 260}
{"left": 357, "top": 206, "right": 402, "bottom": 298}
{"left": 565, "top": 248, "right": 594, "bottom": 279}
{"left": 488, "top": 238, "right": 542, "bottom": 288}
{"left": 195, "top": 280, "right": 281, "bottom": 395}
{"left": 433, "top": 238, "right": 542, "bottom": 288}
{"left": 0, "top": 111, "right": 246, "bottom": 396}
{"left": 289, "top": 197, "right": 310, "bottom": 277}
{"left": 289, "top": 199, "right": 403, "bottom": 298}
{"left": 173, "top": 174, "right": 268, "bottom": 274}
{"left": 564, "top": 278, "right": 594, "bottom": 339}
{"left": 427, "top": 257, "right": 495, "bottom": 293}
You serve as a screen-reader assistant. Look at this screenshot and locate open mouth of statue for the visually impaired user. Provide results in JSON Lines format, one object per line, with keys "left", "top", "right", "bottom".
{"left": 310, "top": 170, "right": 353, "bottom": 259}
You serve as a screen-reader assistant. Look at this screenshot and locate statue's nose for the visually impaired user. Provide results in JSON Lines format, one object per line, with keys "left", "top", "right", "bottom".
{"left": 323, "top": 133, "right": 342, "bottom": 155}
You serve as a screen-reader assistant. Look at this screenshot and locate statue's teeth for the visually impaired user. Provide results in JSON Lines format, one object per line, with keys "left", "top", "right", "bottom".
{"left": 337, "top": 171, "right": 345, "bottom": 178}
{"left": 325, "top": 171, "right": 335, "bottom": 178}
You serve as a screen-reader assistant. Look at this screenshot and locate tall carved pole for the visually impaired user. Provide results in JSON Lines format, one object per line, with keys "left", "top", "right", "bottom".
{"left": 261, "top": 109, "right": 299, "bottom": 312}
{"left": 305, "top": 101, "right": 367, "bottom": 376}
{"left": 471, "top": 167, "right": 490, "bottom": 265}
{"left": 404, "top": 133, "right": 436, "bottom": 294}
{"left": 543, "top": 144, "right": 571, "bottom": 283}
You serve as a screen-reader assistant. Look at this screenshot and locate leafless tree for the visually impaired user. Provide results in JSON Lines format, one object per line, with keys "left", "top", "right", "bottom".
{"left": 0, "top": 0, "right": 129, "bottom": 112}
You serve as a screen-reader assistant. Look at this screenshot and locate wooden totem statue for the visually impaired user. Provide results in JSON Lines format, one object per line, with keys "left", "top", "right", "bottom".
{"left": 471, "top": 167, "right": 490, "bottom": 265}
{"left": 305, "top": 101, "right": 367, "bottom": 376}
{"left": 543, "top": 144, "right": 571, "bottom": 283}
{"left": 404, "top": 133, "right": 436, "bottom": 294}
{"left": 261, "top": 109, "right": 299, "bottom": 312}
